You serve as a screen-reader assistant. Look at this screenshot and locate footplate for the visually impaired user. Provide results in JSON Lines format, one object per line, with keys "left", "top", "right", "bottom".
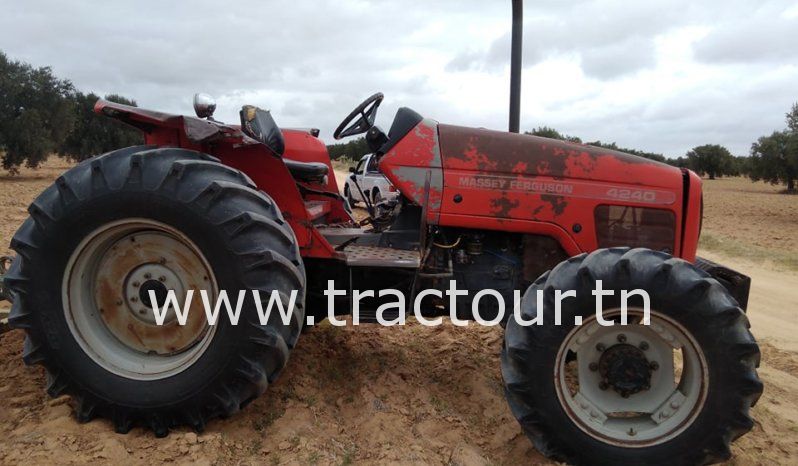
{"left": 343, "top": 245, "right": 420, "bottom": 268}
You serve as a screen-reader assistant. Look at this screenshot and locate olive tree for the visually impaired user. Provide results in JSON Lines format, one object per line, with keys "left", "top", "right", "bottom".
{"left": 686, "top": 144, "right": 733, "bottom": 179}
{"left": 59, "top": 93, "right": 143, "bottom": 162}
{"left": 749, "top": 103, "right": 798, "bottom": 192}
{"left": 0, "top": 51, "right": 75, "bottom": 173}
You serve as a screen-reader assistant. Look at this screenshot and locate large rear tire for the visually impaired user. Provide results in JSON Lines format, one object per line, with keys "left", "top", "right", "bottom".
{"left": 502, "top": 248, "right": 762, "bottom": 465}
{"left": 6, "top": 146, "right": 305, "bottom": 436}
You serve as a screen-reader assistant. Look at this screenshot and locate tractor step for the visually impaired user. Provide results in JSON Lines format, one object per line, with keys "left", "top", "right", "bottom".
{"left": 343, "top": 245, "right": 420, "bottom": 268}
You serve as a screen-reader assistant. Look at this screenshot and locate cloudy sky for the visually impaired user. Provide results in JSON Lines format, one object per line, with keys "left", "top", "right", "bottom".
{"left": 1, "top": 0, "right": 797, "bottom": 157}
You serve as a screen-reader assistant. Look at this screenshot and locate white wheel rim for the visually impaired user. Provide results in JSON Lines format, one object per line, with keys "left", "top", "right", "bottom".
{"left": 554, "top": 308, "right": 708, "bottom": 447}
{"left": 63, "top": 218, "right": 218, "bottom": 381}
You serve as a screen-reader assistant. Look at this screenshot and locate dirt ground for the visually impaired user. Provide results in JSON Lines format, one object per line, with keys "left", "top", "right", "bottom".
{"left": 0, "top": 161, "right": 797, "bottom": 465}
{"left": 700, "top": 177, "right": 798, "bottom": 269}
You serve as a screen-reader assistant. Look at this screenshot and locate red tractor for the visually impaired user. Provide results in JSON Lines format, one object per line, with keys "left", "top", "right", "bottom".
{"left": 3, "top": 90, "right": 762, "bottom": 465}
{"left": 0, "top": 7, "right": 762, "bottom": 463}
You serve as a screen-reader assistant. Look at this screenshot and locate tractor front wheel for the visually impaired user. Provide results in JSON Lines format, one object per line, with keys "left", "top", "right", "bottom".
{"left": 502, "top": 248, "right": 762, "bottom": 466}
{"left": 6, "top": 146, "right": 305, "bottom": 436}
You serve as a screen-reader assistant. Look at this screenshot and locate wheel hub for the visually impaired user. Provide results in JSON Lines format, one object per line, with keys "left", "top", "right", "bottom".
{"left": 139, "top": 280, "right": 168, "bottom": 308}
{"left": 123, "top": 263, "right": 183, "bottom": 325}
{"left": 598, "top": 343, "right": 652, "bottom": 397}
{"left": 64, "top": 219, "right": 218, "bottom": 380}
{"left": 555, "top": 309, "right": 709, "bottom": 446}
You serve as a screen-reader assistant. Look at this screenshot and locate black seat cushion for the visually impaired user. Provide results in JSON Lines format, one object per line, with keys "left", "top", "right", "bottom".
{"left": 379, "top": 107, "right": 424, "bottom": 154}
{"left": 240, "top": 105, "right": 285, "bottom": 156}
{"left": 284, "top": 158, "right": 329, "bottom": 183}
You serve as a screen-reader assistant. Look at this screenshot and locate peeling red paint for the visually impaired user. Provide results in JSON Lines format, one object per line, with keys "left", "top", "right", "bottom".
{"left": 437, "top": 123, "right": 686, "bottom": 255}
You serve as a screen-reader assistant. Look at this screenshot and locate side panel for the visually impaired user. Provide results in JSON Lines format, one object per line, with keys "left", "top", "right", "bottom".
{"left": 212, "top": 144, "right": 339, "bottom": 259}
{"left": 436, "top": 125, "right": 687, "bottom": 257}
{"left": 379, "top": 119, "right": 443, "bottom": 224}
{"left": 282, "top": 130, "right": 352, "bottom": 225}
{"left": 681, "top": 170, "right": 703, "bottom": 262}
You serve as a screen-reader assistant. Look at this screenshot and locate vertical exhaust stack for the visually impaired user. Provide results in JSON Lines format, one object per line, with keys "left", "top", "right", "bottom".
{"left": 509, "top": 0, "right": 523, "bottom": 133}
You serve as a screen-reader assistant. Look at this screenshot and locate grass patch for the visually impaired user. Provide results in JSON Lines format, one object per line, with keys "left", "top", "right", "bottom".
{"left": 340, "top": 445, "right": 356, "bottom": 466}
{"left": 307, "top": 451, "right": 322, "bottom": 464}
{"left": 700, "top": 232, "right": 798, "bottom": 271}
{"left": 429, "top": 395, "right": 453, "bottom": 415}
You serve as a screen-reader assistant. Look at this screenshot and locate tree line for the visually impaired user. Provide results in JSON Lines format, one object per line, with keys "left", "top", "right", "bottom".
{"left": 0, "top": 51, "right": 142, "bottom": 173}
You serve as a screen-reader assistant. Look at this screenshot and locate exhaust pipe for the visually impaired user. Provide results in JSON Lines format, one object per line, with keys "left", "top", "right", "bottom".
{"left": 509, "top": 0, "right": 523, "bottom": 133}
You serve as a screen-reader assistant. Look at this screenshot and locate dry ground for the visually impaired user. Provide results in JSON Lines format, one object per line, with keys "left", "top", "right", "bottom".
{"left": 700, "top": 176, "right": 798, "bottom": 270}
{"left": 0, "top": 162, "right": 796, "bottom": 465}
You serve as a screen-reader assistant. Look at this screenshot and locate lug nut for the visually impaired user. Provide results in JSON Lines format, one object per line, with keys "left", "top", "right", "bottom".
{"left": 144, "top": 273, "right": 152, "bottom": 279}
{"left": 116, "top": 300, "right": 123, "bottom": 306}
{"left": 139, "top": 309, "right": 146, "bottom": 315}
{"left": 650, "top": 361, "right": 659, "bottom": 371}
{"left": 131, "top": 297, "right": 138, "bottom": 303}
{"left": 628, "top": 428, "right": 636, "bottom": 436}
{"left": 617, "top": 334, "right": 627, "bottom": 343}
{"left": 596, "top": 343, "right": 606, "bottom": 352}
{"left": 589, "top": 362, "right": 599, "bottom": 372}
{"left": 639, "top": 341, "right": 649, "bottom": 350}
{"left": 158, "top": 276, "right": 166, "bottom": 282}
{"left": 132, "top": 281, "right": 140, "bottom": 287}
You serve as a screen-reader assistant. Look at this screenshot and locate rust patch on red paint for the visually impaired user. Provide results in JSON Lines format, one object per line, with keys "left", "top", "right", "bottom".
{"left": 541, "top": 194, "right": 567, "bottom": 216}
{"left": 490, "top": 196, "right": 520, "bottom": 217}
{"left": 438, "top": 124, "right": 675, "bottom": 181}
{"left": 438, "top": 123, "right": 684, "bottom": 225}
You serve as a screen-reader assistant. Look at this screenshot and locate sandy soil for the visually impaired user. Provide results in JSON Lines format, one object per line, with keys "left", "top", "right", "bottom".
{"left": 0, "top": 162, "right": 796, "bottom": 465}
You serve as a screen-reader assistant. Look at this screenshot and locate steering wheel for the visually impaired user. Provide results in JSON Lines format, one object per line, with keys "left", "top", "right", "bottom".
{"left": 333, "top": 92, "right": 384, "bottom": 140}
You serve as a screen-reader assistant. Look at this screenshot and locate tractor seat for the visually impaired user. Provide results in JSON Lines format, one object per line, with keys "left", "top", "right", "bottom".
{"left": 284, "top": 158, "right": 329, "bottom": 183}
{"left": 238, "top": 105, "right": 329, "bottom": 183}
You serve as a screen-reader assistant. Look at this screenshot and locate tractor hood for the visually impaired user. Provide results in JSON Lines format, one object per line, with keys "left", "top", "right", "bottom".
{"left": 437, "top": 124, "right": 683, "bottom": 189}
{"left": 428, "top": 123, "right": 698, "bottom": 259}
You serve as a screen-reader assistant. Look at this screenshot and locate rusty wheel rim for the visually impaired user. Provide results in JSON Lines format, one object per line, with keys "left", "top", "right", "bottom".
{"left": 63, "top": 218, "right": 218, "bottom": 380}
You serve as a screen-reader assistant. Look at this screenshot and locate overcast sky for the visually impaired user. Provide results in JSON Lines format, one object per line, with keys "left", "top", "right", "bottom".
{"left": 1, "top": 0, "right": 797, "bottom": 157}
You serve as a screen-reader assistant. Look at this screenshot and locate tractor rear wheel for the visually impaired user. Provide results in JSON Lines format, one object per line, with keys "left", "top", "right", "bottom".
{"left": 502, "top": 248, "right": 762, "bottom": 466}
{"left": 6, "top": 146, "right": 305, "bottom": 436}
